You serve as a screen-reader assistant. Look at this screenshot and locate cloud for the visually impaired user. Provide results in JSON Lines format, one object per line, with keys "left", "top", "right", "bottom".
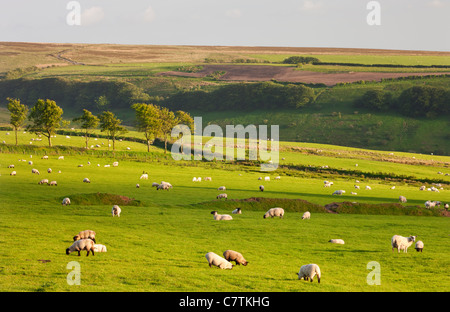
{"left": 299, "top": 1, "right": 324, "bottom": 11}
{"left": 142, "top": 6, "right": 156, "bottom": 23}
{"left": 428, "top": 0, "right": 446, "bottom": 8}
{"left": 81, "top": 6, "right": 104, "bottom": 26}
{"left": 225, "top": 9, "right": 242, "bottom": 19}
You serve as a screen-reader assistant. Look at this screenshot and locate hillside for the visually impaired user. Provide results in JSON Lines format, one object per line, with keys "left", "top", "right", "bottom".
{"left": 0, "top": 42, "right": 449, "bottom": 155}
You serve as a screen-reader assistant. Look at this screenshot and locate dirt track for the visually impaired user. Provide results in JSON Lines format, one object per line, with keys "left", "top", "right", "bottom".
{"left": 159, "top": 65, "right": 450, "bottom": 86}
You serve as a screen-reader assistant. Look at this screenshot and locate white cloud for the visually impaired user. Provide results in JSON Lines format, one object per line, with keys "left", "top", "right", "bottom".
{"left": 142, "top": 6, "right": 156, "bottom": 23}
{"left": 225, "top": 9, "right": 242, "bottom": 19}
{"left": 300, "top": 1, "right": 324, "bottom": 11}
{"left": 428, "top": 0, "right": 446, "bottom": 8}
{"left": 81, "top": 7, "right": 104, "bottom": 26}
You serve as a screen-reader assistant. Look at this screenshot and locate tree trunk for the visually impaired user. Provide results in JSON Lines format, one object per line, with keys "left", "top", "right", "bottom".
{"left": 85, "top": 129, "right": 88, "bottom": 149}
{"left": 164, "top": 138, "right": 167, "bottom": 154}
{"left": 14, "top": 127, "right": 18, "bottom": 146}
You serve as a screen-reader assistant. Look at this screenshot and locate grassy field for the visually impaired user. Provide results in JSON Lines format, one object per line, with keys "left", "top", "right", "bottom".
{"left": 0, "top": 131, "right": 449, "bottom": 292}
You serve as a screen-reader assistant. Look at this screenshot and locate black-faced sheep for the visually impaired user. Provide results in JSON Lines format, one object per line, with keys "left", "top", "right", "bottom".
{"left": 399, "top": 196, "right": 407, "bottom": 203}
{"left": 328, "top": 239, "right": 345, "bottom": 244}
{"left": 205, "top": 252, "right": 233, "bottom": 269}
{"left": 62, "top": 197, "right": 71, "bottom": 206}
{"left": 232, "top": 208, "right": 242, "bottom": 214}
{"left": 415, "top": 240, "right": 424, "bottom": 252}
{"left": 223, "top": 250, "right": 248, "bottom": 266}
{"left": 302, "top": 211, "right": 311, "bottom": 220}
{"left": 259, "top": 185, "right": 264, "bottom": 192}
{"left": 216, "top": 193, "right": 227, "bottom": 200}
{"left": 73, "top": 230, "right": 96, "bottom": 243}
{"left": 263, "top": 207, "right": 284, "bottom": 219}
{"left": 112, "top": 205, "right": 121, "bottom": 217}
{"left": 66, "top": 239, "right": 95, "bottom": 256}
{"left": 83, "top": 178, "right": 91, "bottom": 183}
{"left": 297, "top": 264, "right": 321, "bottom": 283}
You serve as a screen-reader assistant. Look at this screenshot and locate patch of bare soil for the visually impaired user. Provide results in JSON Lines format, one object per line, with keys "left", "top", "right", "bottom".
{"left": 159, "top": 64, "right": 450, "bottom": 86}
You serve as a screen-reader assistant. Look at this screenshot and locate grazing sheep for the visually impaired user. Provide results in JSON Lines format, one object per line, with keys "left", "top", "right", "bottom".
{"left": 83, "top": 178, "right": 91, "bottom": 183}
{"left": 73, "top": 230, "right": 96, "bottom": 243}
{"left": 62, "top": 197, "right": 71, "bottom": 206}
{"left": 351, "top": 192, "right": 357, "bottom": 195}
{"left": 152, "top": 182, "right": 159, "bottom": 188}
{"left": 204, "top": 177, "right": 212, "bottom": 181}
{"left": 38, "top": 179, "right": 49, "bottom": 185}
{"left": 390, "top": 186, "right": 396, "bottom": 190}
{"left": 263, "top": 207, "right": 284, "bottom": 219}
{"left": 297, "top": 264, "right": 321, "bottom": 283}
{"left": 232, "top": 208, "right": 242, "bottom": 214}
{"left": 258, "top": 177, "right": 262, "bottom": 180}
{"left": 47, "top": 168, "right": 52, "bottom": 173}
{"left": 275, "top": 176, "right": 281, "bottom": 180}
{"left": 48, "top": 181, "right": 57, "bottom": 186}
{"left": 136, "top": 184, "right": 140, "bottom": 188}
{"left": 192, "top": 177, "right": 198, "bottom": 182}
{"left": 66, "top": 239, "right": 95, "bottom": 257}
{"left": 354, "top": 185, "right": 360, "bottom": 189}
{"left": 42, "top": 155, "right": 48, "bottom": 159}
{"left": 216, "top": 193, "right": 228, "bottom": 200}
{"left": 328, "top": 239, "right": 345, "bottom": 244}
{"left": 160, "top": 181, "right": 172, "bottom": 188}
{"left": 157, "top": 183, "right": 170, "bottom": 191}
{"left": 415, "top": 241, "right": 424, "bottom": 252}
{"left": 211, "top": 211, "right": 232, "bottom": 220}
{"left": 419, "top": 185, "right": 426, "bottom": 191}
{"left": 205, "top": 252, "right": 233, "bottom": 269}
{"left": 140, "top": 173, "right": 149, "bottom": 180}
{"left": 58, "top": 156, "right": 64, "bottom": 160}
{"left": 218, "top": 186, "right": 226, "bottom": 191}
{"left": 10, "top": 171, "right": 16, "bottom": 176}
{"left": 28, "top": 161, "right": 32, "bottom": 165}
{"left": 223, "top": 250, "right": 248, "bottom": 266}
{"left": 399, "top": 196, "right": 407, "bottom": 203}
{"left": 445, "top": 204, "right": 449, "bottom": 210}
{"left": 391, "top": 235, "right": 416, "bottom": 253}
{"left": 302, "top": 211, "right": 311, "bottom": 220}
{"left": 425, "top": 200, "right": 436, "bottom": 209}
{"left": 93, "top": 244, "right": 107, "bottom": 253}
{"left": 113, "top": 162, "right": 118, "bottom": 167}
{"left": 31, "top": 168, "right": 40, "bottom": 175}
{"left": 8, "top": 164, "right": 14, "bottom": 168}
{"left": 112, "top": 205, "right": 121, "bottom": 217}
{"left": 264, "top": 176, "right": 270, "bottom": 181}
{"left": 365, "top": 186, "right": 372, "bottom": 190}
{"left": 332, "top": 190, "right": 345, "bottom": 195}
{"left": 259, "top": 185, "right": 264, "bottom": 192}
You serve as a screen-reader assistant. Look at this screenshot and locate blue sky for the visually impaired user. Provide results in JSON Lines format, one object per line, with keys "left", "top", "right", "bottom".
{"left": 0, "top": 0, "right": 449, "bottom": 51}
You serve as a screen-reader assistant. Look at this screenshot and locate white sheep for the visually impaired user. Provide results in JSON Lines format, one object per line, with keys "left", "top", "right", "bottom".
{"left": 415, "top": 241, "right": 424, "bottom": 252}
{"left": 297, "top": 264, "right": 321, "bottom": 283}
{"left": 264, "top": 176, "right": 270, "bottom": 181}
{"left": 73, "top": 230, "right": 96, "bottom": 243}
{"left": 354, "top": 185, "right": 360, "bottom": 189}
{"left": 216, "top": 193, "right": 228, "bottom": 200}
{"left": 419, "top": 185, "right": 426, "bottom": 191}
{"left": 140, "top": 173, "right": 149, "bottom": 180}
{"left": 232, "top": 208, "right": 242, "bottom": 214}
{"left": 8, "top": 164, "right": 14, "bottom": 168}
{"left": 218, "top": 186, "right": 226, "bottom": 191}
{"left": 211, "top": 211, "right": 232, "bottom": 220}
{"left": 391, "top": 235, "right": 416, "bottom": 253}
{"left": 93, "top": 244, "right": 107, "bottom": 253}
{"left": 365, "top": 186, "right": 372, "bottom": 190}
{"left": 302, "top": 211, "right": 311, "bottom": 220}
{"left": 328, "top": 239, "right": 345, "bottom": 244}
{"left": 113, "top": 162, "right": 118, "bottom": 167}
{"left": 58, "top": 156, "right": 64, "bottom": 160}
{"left": 157, "top": 183, "right": 171, "bottom": 191}
{"left": 204, "top": 177, "right": 212, "bottom": 181}
{"left": 275, "top": 176, "right": 281, "bottom": 180}
{"left": 390, "top": 186, "right": 396, "bottom": 190}
{"left": 31, "top": 168, "right": 40, "bottom": 175}
{"left": 47, "top": 168, "right": 52, "bottom": 173}
{"left": 83, "top": 178, "right": 91, "bottom": 183}
{"left": 425, "top": 200, "right": 436, "bottom": 208}
{"left": 192, "top": 177, "right": 198, "bottom": 182}
{"left": 42, "top": 155, "right": 48, "bottom": 159}
{"left": 10, "top": 171, "right": 16, "bottom": 176}
{"left": 223, "top": 250, "right": 248, "bottom": 266}
{"left": 62, "top": 197, "right": 71, "bottom": 206}
{"left": 259, "top": 185, "right": 264, "bottom": 192}
{"left": 399, "top": 196, "right": 407, "bottom": 203}
{"left": 205, "top": 252, "right": 233, "bottom": 269}
{"left": 48, "top": 181, "right": 57, "bottom": 186}
{"left": 66, "top": 239, "right": 95, "bottom": 256}
{"left": 263, "top": 207, "right": 284, "bottom": 219}
{"left": 38, "top": 179, "right": 49, "bottom": 185}
{"left": 136, "top": 184, "right": 140, "bottom": 188}
{"left": 332, "top": 190, "right": 345, "bottom": 195}
{"left": 112, "top": 205, "right": 121, "bottom": 217}
{"left": 445, "top": 204, "right": 449, "bottom": 210}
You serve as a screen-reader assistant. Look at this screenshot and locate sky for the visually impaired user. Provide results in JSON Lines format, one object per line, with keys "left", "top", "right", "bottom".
{"left": 0, "top": 0, "right": 449, "bottom": 51}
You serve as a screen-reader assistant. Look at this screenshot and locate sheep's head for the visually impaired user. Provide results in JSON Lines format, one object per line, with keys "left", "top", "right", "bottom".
{"left": 410, "top": 235, "right": 417, "bottom": 242}
{"left": 210, "top": 211, "right": 217, "bottom": 215}
{"left": 73, "top": 235, "right": 80, "bottom": 241}
{"left": 66, "top": 248, "right": 71, "bottom": 255}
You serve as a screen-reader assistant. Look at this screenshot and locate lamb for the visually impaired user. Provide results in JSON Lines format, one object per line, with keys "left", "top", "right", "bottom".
{"left": 399, "top": 196, "right": 407, "bottom": 203}
{"left": 31, "top": 168, "right": 40, "bottom": 175}
{"left": 232, "top": 208, "right": 242, "bottom": 214}
{"left": 216, "top": 193, "right": 228, "bottom": 199}
{"left": 328, "top": 239, "right": 345, "bottom": 244}
{"left": 391, "top": 235, "right": 416, "bottom": 253}
{"left": 48, "top": 180, "right": 57, "bottom": 186}
{"left": 62, "top": 197, "right": 71, "bottom": 206}
{"left": 217, "top": 186, "right": 226, "bottom": 191}
{"left": 83, "top": 178, "right": 91, "bottom": 183}
{"left": 332, "top": 190, "right": 345, "bottom": 195}
{"left": 112, "top": 205, "right": 121, "bottom": 217}
{"left": 93, "top": 244, "right": 107, "bottom": 253}
{"left": 223, "top": 250, "right": 248, "bottom": 266}
{"left": 415, "top": 241, "right": 424, "bottom": 252}
{"left": 302, "top": 211, "right": 311, "bottom": 220}
{"left": 38, "top": 179, "right": 49, "bottom": 185}
{"left": 73, "top": 230, "right": 96, "bottom": 243}
{"left": 205, "top": 252, "right": 233, "bottom": 269}
{"left": 140, "top": 173, "right": 149, "bottom": 180}
{"left": 259, "top": 185, "right": 264, "bottom": 192}
{"left": 263, "top": 207, "right": 284, "bottom": 219}
{"left": 211, "top": 211, "right": 232, "bottom": 220}
{"left": 297, "top": 264, "right": 321, "bottom": 283}
{"left": 66, "top": 239, "right": 95, "bottom": 257}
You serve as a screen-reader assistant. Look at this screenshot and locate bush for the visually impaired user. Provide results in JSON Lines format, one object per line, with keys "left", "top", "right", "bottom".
{"left": 282, "top": 56, "right": 320, "bottom": 65}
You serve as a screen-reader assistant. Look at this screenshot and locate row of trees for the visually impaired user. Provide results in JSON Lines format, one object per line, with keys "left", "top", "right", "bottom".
{"left": 6, "top": 98, "right": 193, "bottom": 153}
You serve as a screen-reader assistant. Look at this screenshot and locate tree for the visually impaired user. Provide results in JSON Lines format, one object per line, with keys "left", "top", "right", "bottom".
{"left": 158, "top": 107, "right": 178, "bottom": 154}
{"left": 27, "top": 99, "right": 63, "bottom": 147}
{"left": 99, "top": 111, "right": 127, "bottom": 151}
{"left": 174, "top": 110, "right": 194, "bottom": 154}
{"left": 72, "top": 109, "right": 99, "bottom": 149}
{"left": 6, "top": 98, "right": 28, "bottom": 146}
{"left": 132, "top": 103, "right": 161, "bottom": 152}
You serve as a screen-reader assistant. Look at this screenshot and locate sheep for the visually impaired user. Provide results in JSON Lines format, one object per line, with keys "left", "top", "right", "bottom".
{"left": 62, "top": 197, "right": 71, "bottom": 206}
{"left": 351, "top": 192, "right": 357, "bottom": 195}
{"left": 399, "top": 196, "right": 407, "bottom": 203}
{"left": 48, "top": 181, "right": 57, "bottom": 186}
{"left": 302, "top": 211, "right": 311, "bottom": 220}
{"left": 297, "top": 264, "right": 321, "bottom": 283}
{"left": 47, "top": 168, "right": 52, "bottom": 173}
{"left": 204, "top": 177, "right": 212, "bottom": 181}
{"left": 354, "top": 185, "right": 360, "bottom": 189}
{"left": 275, "top": 176, "right": 281, "bottom": 180}
{"left": 58, "top": 156, "right": 64, "bottom": 160}
{"left": 8, "top": 164, "right": 14, "bottom": 168}
{"left": 391, "top": 235, "right": 416, "bottom": 253}
{"left": 211, "top": 211, "right": 232, "bottom": 220}
{"left": 66, "top": 239, "right": 95, "bottom": 257}
{"left": 232, "top": 208, "right": 242, "bottom": 214}
{"left": 332, "top": 190, "right": 345, "bottom": 195}
{"left": 390, "top": 186, "right": 396, "bottom": 190}
{"left": 259, "top": 185, "right": 264, "bottom": 192}
{"left": 365, "top": 186, "right": 372, "bottom": 190}
{"left": 73, "top": 230, "right": 96, "bottom": 243}
{"left": 160, "top": 181, "right": 172, "bottom": 188}
{"left": 328, "top": 239, "right": 345, "bottom": 244}
{"left": 157, "top": 183, "right": 170, "bottom": 191}
{"left": 324, "top": 182, "right": 332, "bottom": 187}
{"left": 112, "top": 205, "right": 121, "bottom": 217}
{"left": 136, "top": 184, "right": 140, "bottom": 188}
{"left": 192, "top": 177, "right": 198, "bottom": 182}
{"left": 217, "top": 186, "right": 226, "bottom": 191}
{"left": 31, "top": 168, "right": 40, "bottom": 175}
{"left": 445, "top": 204, "right": 449, "bottom": 210}
{"left": 415, "top": 241, "right": 424, "bottom": 252}
{"left": 205, "top": 252, "right": 233, "bottom": 269}
{"left": 42, "top": 155, "right": 48, "bottom": 159}
{"left": 216, "top": 193, "right": 228, "bottom": 200}
{"left": 425, "top": 200, "right": 436, "bottom": 209}
{"left": 28, "top": 161, "right": 33, "bottom": 165}
{"left": 83, "top": 178, "right": 91, "bottom": 183}
{"left": 152, "top": 182, "right": 159, "bottom": 188}
{"left": 140, "top": 173, "right": 149, "bottom": 180}
{"left": 263, "top": 207, "right": 284, "bottom": 219}
{"left": 264, "top": 176, "right": 270, "bottom": 181}
{"left": 419, "top": 185, "right": 426, "bottom": 191}
{"left": 38, "top": 179, "right": 49, "bottom": 185}
{"left": 223, "top": 250, "right": 248, "bottom": 266}
{"left": 93, "top": 244, "right": 107, "bottom": 253}
{"left": 10, "top": 171, "right": 16, "bottom": 176}
{"left": 113, "top": 162, "right": 118, "bottom": 167}
{"left": 258, "top": 177, "right": 262, "bottom": 180}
